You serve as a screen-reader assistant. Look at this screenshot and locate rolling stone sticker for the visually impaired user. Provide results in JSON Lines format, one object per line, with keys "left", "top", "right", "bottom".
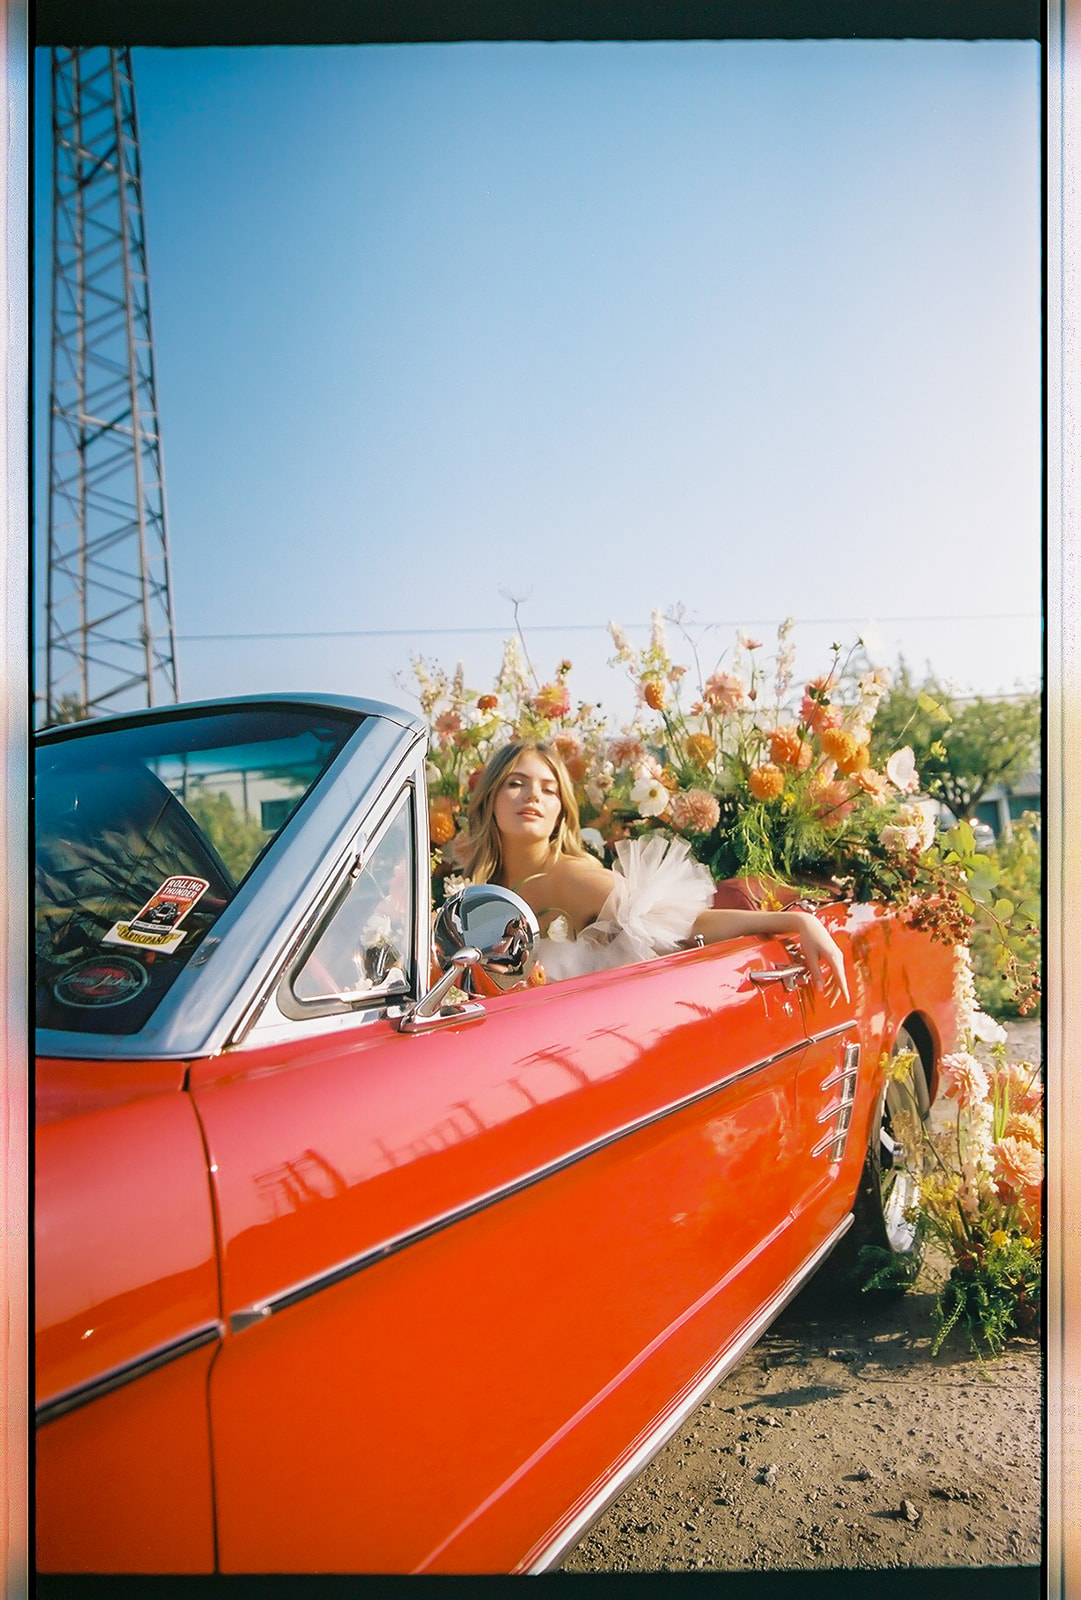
{"left": 54, "top": 954, "right": 150, "bottom": 1009}
{"left": 103, "top": 874, "right": 210, "bottom": 955}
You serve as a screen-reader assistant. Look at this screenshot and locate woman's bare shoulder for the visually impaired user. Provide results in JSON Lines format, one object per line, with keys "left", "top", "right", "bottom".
{"left": 548, "top": 854, "right": 615, "bottom": 923}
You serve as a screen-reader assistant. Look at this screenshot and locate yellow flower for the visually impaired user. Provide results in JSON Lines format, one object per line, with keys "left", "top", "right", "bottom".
{"left": 884, "top": 1047, "right": 918, "bottom": 1083}
{"left": 990, "top": 1230, "right": 1010, "bottom": 1249}
{"left": 685, "top": 731, "right": 716, "bottom": 765}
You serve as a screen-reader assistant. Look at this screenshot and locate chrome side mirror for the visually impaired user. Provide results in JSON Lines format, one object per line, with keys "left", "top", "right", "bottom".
{"left": 434, "top": 884, "right": 539, "bottom": 989}
{"left": 395, "top": 884, "right": 539, "bottom": 1035}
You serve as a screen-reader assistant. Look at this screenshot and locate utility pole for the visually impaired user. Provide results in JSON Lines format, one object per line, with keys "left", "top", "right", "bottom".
{"left": 44, "top": 46, "right": 179, "bottom": 725}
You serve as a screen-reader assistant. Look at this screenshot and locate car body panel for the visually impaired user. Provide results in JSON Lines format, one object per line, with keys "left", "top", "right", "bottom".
{"left": 196, "top": 937, "right": 834, "bottom": 1572}
{"left": 34, "top": 1067, "right": 221, "bottom": 1573}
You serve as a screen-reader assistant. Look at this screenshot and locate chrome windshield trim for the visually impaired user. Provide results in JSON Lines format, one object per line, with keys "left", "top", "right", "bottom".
{"left": 34, "top": 691, "right": 426, "bottom": 743}
{"left": 524, "top": 1214, "right": 856, "bottom": 1574}
{"left": 227, "top": 1021, "right": 851, "bottom": 1334}
{"left": 35, "top": 1322, "right": 223, "bottom": 1426}
{"left": 35, "top": 700, "right": 427, "bottom": 1061}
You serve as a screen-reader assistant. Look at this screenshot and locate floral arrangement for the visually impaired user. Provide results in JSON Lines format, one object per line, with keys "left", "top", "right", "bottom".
{"left": 412, "top": 610, "right": 1038, "bottom": 1010}
{"left": 864, "top": 947, "right": 1042, "bottom": 1354}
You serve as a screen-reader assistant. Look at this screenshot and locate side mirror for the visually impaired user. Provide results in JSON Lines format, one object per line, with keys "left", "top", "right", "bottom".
{"left": 434, "top": 884, "right": 539, "bottom": 990}
{"left": 394, "top": 884, "right": 539, "bottom": 1034}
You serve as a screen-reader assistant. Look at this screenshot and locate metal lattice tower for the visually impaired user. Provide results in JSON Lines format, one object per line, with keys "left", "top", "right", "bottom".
{"left": 44, "top": 46, "right": 180, "bottom": 725}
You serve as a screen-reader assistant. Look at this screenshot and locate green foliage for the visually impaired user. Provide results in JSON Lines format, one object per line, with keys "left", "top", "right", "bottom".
{"left": 970, "top": 816, "right": 1042, "bottom": 1018}
{"left": 870, "top": 664, "right": 1039, "bottom": 820}
{"left": 49, "top": 694, "right": 90, "bottom": 725}
{"left": 185, "top": 790, "right": 268, "bottom": 882}
{"left": 930, "top": 1234, "right": 1041, "bottom": 1356}
{"left": 856, "top": 1244, "right": 921, "bottom": 1298}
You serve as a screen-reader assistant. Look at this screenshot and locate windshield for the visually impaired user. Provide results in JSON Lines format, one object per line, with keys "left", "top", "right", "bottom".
{"left": 36, "top": 706, "right": 360, "bottom": 1037}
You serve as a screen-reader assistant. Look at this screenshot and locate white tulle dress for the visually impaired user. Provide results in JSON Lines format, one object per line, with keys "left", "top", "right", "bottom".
{"left": 534, "top": 833, "right": 717, "bottom": 982}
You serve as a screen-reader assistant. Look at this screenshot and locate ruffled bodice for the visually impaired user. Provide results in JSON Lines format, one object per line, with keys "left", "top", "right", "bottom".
{"left": 534, "top": 833, "right": 716, "bottom": 982}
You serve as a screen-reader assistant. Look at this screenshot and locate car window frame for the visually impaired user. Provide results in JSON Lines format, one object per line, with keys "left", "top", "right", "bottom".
{"left": 274, "top": 783, "right": 420, "bottom": 1024}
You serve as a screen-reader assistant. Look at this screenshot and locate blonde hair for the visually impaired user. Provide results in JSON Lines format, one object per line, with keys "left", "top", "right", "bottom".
{"left": 460, "top": 740, "right": 587, "bottom": 885}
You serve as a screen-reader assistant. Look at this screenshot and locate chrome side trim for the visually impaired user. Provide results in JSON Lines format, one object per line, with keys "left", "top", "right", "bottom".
{"left": 524, "top": 1214, "right": 856, "bottom": 1574}
{"left": 228, "top": 1020, "right": 855, "bottom": 1334}
{"left": 35, "top": 1322, "right": 223, "bottom": 1426}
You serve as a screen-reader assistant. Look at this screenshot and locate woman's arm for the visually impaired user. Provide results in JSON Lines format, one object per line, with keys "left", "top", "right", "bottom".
{"left": 691, "top": 907, "right": 850, "bottom": 1002}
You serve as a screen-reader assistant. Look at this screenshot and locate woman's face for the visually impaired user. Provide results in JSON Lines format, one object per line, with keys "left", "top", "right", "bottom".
{"left": 493, "top": 750, "right": 563, "bottom": 848}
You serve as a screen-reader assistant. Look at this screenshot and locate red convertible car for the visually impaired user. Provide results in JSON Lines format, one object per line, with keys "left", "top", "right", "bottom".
{"left": 35, "top": 694, "right": 955, "bottom": 1574}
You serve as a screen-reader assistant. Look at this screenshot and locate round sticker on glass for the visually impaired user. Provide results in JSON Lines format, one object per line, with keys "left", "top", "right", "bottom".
{"left": 54, "top": 954, "right": 150, "bottom": 1009}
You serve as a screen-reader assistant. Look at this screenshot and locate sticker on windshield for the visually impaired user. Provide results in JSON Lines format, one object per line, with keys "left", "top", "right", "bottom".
{"left": 102, "top": 874, "right": 210, "bottom": 954}
{"left": 54, "top": 954, "right": 150, "bottom": 1008}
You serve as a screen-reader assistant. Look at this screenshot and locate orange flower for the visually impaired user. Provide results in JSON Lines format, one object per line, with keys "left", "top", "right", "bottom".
{"left": 748, "top": 763, "right": 785, "bottom": 801}
{"left": 993, "top": 1135, "right": 1043, "bottom": 1192}
{"left": 820, "top": 727, "right": 863, "bottom": 770}
{"left": 527, "top": 962, "right": 548, "bottom": 987}
{"left": 685, "top": 731, "right": 716, "bottom": 766}
{"left": 769, "top": 726, "right": 812, "bottom": 771}
{"left": 429, "top": 807, "right": 456, "bottom": 846}
{"left": 477, "top": 694, "right": 498, "bottom": 713}
{"left": 530, "top": 682, "right": 571, "bottom": 719}
{"left": 643, "top": 678, "right": 666, "bottom": 711}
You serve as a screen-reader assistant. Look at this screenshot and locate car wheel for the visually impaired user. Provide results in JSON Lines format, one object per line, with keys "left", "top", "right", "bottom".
{"left": 823, "top": 1024, "right": 930, "bottom": 1296}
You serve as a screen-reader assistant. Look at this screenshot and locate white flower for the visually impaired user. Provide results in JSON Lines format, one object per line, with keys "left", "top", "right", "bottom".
{"left": 361, "top": 912, "right": 392, "bottom": 946}
{"left": 425, "top": 762, "right": 441, "bottom": 787}
{"left": 630, "top": 776, "right": 670, "bottom": 817}
{"left": 885, "top": 746, "right": 920, "bottom": 794}
{"left": 607, "top": 619, "right": 632, "bottom": 661}
{"left": 580, "top": 828, "right": 606, "bottom": 857}
{"left": 881, "top": 802, "right": 936, "bottom": 857}
{"left": 497, "top": 636, "right": 530, "bottom": 696}
{"left": 970, "top": 1010, "right": 1008, "bottom": 1045}
{"left": 650, "top": 608, "right": 668, "bottom": 653}
{"left": 546, "top": 913, "right": 571, "bottom": 942}
{"left": 442, "top": 873, "right": 471, "bottom": 897}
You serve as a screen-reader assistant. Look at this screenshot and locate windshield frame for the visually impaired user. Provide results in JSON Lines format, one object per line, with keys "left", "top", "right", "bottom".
{"left": 35, "top": 694, "right": 427, "bottom": 1062}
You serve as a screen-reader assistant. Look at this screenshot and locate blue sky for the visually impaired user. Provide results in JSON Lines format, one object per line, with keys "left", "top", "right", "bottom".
{"left": 33, "top": 39, "right": 1041, "bottom": 723}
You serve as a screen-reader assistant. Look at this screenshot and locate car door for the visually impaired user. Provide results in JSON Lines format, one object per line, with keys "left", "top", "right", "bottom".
{"left": 190, "top": 786, "right": 831, "bottom": 1574}
{"left": 783, "top": 903, "right": 873, "bottom": 1272}
{"left": 35, "top": 1060, "right": 221, "bottom": 1573}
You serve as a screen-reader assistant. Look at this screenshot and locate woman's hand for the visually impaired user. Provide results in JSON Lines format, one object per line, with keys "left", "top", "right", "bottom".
{"left": 788, "top": 912, "right": 850, "bottom": 1002}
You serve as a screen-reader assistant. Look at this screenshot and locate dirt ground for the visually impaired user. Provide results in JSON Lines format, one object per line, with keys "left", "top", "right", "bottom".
{"left": 560, "top": 1019, "right": 1042, "bottom": 1574}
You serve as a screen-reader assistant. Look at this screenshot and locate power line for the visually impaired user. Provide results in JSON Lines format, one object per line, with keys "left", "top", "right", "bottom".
{"left": 157, "top": 612, "right": 1039, "bottom": 643}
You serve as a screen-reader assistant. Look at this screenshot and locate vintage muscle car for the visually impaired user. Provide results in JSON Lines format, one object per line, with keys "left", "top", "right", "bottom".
{"left": 35, "top": 694, "right": 956, "bottom": 1574}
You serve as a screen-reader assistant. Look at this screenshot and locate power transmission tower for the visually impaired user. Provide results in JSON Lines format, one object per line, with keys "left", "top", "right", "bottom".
{"left": 44, "top": 46, "right": 180, "bottom": 726}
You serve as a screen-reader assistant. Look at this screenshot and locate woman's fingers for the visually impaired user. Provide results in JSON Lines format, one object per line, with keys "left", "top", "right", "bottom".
{"left": 796, "top": 922, "right": 850, "bottom": 1003}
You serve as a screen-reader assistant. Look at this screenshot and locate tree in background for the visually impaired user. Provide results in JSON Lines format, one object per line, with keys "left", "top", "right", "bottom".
{"left": 185, "top": 790, "right": 268, "bottom": 883}
{"left": 869, "top": 665, "right": 1040, "bottom": 822}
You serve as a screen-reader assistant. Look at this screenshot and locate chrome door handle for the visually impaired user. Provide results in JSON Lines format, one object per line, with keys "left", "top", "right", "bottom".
{"left": 749, "top": 965, "right": 809, "bottom": 992}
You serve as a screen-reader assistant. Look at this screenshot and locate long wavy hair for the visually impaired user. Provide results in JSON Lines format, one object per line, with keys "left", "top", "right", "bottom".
{"left": 459, "top": 740, "right": 587, "bottom": 885}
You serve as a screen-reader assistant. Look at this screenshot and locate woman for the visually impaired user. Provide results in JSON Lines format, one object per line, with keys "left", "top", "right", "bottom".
{"left": 456, "top": 739, "right": 849, "bottom": 997}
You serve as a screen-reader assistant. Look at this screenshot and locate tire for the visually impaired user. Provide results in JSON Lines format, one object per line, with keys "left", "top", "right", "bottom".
{"left": 823, "top": 1024, "right": 931, "bottom": 1297}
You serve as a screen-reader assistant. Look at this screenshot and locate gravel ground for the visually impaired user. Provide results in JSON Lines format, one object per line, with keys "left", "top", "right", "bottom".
{"left": 560, "top": 1018, "right": 1043, "bottom": 1574}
